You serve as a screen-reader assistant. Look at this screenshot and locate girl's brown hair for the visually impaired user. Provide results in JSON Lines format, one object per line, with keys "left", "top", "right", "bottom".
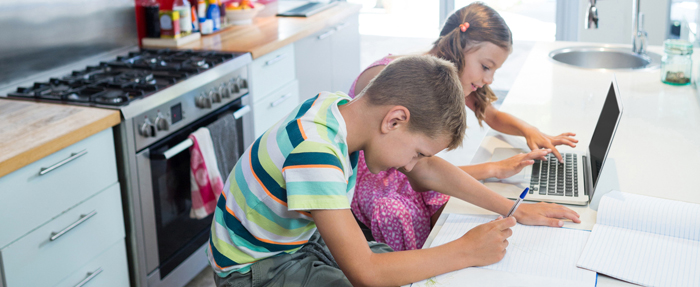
{"left": 429, "top": 2, "right": 512, "bottom": 125}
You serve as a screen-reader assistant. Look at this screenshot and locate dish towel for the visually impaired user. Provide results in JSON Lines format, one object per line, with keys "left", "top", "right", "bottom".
{"left": 207, "top": 114, "right": 240, "bottom": 179}
{"left": 189, "top": 127, "right": 224, "bottom": 219}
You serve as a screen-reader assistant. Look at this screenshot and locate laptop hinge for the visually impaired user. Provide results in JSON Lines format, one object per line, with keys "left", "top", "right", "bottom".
{"left": 582, "top": 155, "right": 590, "bottom": 196}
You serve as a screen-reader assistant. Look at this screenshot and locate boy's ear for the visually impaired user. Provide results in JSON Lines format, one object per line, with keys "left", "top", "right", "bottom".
{"left": 380, "top": 106, "right": 410, "bottom": 134}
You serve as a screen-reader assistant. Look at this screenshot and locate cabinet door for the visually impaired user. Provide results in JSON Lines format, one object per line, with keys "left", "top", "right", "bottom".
{"left": 253, "top": 80, "right": 300, "bottom": 137}
{"left": 295, "top": 27, "right": 333, "bottom": 102}
{"left": 331, "top": 13, "right": 361, "bottom": 94}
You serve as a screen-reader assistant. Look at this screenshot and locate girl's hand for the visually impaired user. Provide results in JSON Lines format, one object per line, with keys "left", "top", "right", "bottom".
{"left": 491, "top": 149, "right": 551, "bottom": 179}
{"left": 523, "top": 127, "right": 578, "bottom": 163}
{"left": 513, "top": 202, "right": 581, "bottom": 227}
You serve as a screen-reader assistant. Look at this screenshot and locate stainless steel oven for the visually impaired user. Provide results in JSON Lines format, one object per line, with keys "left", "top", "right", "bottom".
{"left": 134, "top": 98, "right": 248, "bottom": 284}
{"left": 4, "top": 47, "right": 253, "bottom": 287}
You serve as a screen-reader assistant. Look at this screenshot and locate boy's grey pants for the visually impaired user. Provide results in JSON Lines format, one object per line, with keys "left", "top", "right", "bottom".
{"left": 214, "top": 231, "right": 393, "bottom": 287}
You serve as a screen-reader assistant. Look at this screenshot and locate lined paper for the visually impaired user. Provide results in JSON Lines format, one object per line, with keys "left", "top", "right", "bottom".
{"left": 412, "top": 214, "right": 596, "bottom": 286}
{"left": 577, "top": 191, "right": 700, "bottom": 287}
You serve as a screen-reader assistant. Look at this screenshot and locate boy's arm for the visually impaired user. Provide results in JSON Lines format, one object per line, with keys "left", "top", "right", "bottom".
{"left": 311, "top": 208, "right": 515, "bottom": 287}
{"left": 403, "top": 156, "right": 581, "bottom": 226}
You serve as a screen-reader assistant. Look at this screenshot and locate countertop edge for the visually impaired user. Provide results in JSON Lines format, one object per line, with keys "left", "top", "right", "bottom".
{"left": 0, "top": 109, "right": 121, "bottom": 178}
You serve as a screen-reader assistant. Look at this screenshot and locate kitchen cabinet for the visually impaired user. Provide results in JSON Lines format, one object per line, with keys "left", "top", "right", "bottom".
{"left": 295, "top": 12, "right": 360, "bottom": 101}
{"left": 249, "top": 44, "right": 300, "bottom": 137}
{"left": 0, "top": 128, "right": 127, "bottom": 287}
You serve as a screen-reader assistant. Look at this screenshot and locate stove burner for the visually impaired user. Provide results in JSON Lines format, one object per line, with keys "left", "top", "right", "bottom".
{"left": 7, "top": 48, "right": 246, "bottom": 106}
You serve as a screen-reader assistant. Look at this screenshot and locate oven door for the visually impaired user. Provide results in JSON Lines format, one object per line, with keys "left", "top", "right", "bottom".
{"left": 135, "top": 97, "right": 250, "bottom": 279}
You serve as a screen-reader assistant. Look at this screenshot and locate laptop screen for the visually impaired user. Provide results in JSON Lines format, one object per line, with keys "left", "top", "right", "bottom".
{"left": 589, "top": 83, "right": 621, "bottom": 189}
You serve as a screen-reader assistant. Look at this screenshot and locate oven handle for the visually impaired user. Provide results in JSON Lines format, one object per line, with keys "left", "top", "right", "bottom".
{"left": 153, "top": 105, "right": 250, "bottom": 160}
{"left": 233, "top": 105, "right": 251, "bottom": 119}
{"left": 154, "top": 138, "right": 194, "bottom": 160}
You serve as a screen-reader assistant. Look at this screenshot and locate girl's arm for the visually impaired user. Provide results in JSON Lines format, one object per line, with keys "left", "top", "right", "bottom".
{"left": 403, "top": 155, "right": 581, "bottom": 226}
{"left": 312, "top": 208, "right": 515, "bottom": 286}
{"left": 459, "top": 149, "right": 550, "bottom": 180}
{"left": 466, "top": 95, "right": 578, "bottom": 162}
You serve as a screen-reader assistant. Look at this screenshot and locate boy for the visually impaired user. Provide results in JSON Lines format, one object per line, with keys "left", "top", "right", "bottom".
{"left": 209, "top": 55, "right": 516, "bottom": 286}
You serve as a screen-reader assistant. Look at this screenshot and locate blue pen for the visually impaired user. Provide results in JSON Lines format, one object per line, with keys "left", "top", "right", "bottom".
{"left": 505, "top": 187, "right": 529, "bottom": 217}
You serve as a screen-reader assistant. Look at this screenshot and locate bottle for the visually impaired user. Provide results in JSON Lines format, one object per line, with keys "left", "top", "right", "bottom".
{"left": 191, "top": 5, "right": 199, "bottom": 32}
{"left": 198, "top": 0, "right": 213, "bottom": 34}
{"left": 173, "top": 0, "right": 192, "bottom": 36}
{"left": 159, "top": 10, "right": 181, "bottom": 38}
{"left": 660, "top": 39, "right": 693, "bottom": 86}
{"left": 206, "top": 0, "right": 221, "bottom": 31}
{"left": 141, "top": 0, "right": 160, "bottom": 38}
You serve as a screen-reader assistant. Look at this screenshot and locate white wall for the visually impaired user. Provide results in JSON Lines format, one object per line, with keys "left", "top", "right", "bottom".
{"left": 578, "top": 0, "right": 670, "bottom": 45}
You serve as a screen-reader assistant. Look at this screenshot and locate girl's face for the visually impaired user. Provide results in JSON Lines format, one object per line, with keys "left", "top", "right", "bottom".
{"left": 460, "top": 42, "right": 510, "bottom": 95}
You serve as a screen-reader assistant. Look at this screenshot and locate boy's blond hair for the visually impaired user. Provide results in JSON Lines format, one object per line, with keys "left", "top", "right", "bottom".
{"left": 359, "top": 55, "right": 467, "bottom": 150}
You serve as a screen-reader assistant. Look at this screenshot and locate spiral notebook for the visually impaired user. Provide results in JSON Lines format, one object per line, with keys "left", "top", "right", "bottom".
{"left": 576, "top": 191, "right": 700, "bottom": 287}
{"left": 411, "top": 214, "right": 596, "bottom": 287}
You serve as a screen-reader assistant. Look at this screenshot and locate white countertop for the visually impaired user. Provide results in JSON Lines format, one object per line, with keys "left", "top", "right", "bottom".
{"left": 429, "top": 41, "right": 700, "bottom": 286}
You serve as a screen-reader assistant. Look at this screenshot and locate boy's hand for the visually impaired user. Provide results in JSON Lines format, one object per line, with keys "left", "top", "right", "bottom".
{"left": 491, "top": 149, "right": 551, "bottom": 179}
{"left": 513, "top": 202, "right": 581, "bottom": 227}
{"left": 459, "top": 216, "right": 516, "bottom": 267}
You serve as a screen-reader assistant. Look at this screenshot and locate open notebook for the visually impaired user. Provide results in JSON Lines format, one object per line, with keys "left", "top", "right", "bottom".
{"left": 577, "top": 191, "right": 700, "bottom": 287}
{"left": 412, "top": 214, "right": 597, "bottom": 287}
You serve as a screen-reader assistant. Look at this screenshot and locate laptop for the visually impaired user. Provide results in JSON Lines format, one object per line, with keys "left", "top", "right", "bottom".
{"left": 484, "top": 77, "right": 623, "bottom": 205}
{"left": 277, "top": 1, "right": 339, "bottom": 17}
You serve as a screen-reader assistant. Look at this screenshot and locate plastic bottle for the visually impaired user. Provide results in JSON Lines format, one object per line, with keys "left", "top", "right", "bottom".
{"left": 191, "top": 5, "right": 199, "bottom": 32}
{"left": 173, "top": 0, "right": 192, "bottom": 36}
{"left": 198, "top": 0, "right": 213, "bottom": 34}
{"left": 206, "top": 0, "right": 221, "bottom": 31}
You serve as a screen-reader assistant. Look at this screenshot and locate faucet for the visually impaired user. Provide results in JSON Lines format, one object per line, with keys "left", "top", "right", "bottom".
{"left": 585, "top": 0, "right": 598, "bottom": 29}
{"left": 631, "top": 0, "right": 647, "bottom": 55}
{"left": 584, "top": 0, "right": 648, "bottom": 56}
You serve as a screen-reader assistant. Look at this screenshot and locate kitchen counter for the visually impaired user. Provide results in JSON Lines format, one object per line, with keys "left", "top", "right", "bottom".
{"left": 431, "top": 41, "right": 700, "bottom": 286}
{"left": 0, "top": 99, "right": 121, "bottom": 178}
{"left": 179, "top": 2, "right": 361, "bottom": 58}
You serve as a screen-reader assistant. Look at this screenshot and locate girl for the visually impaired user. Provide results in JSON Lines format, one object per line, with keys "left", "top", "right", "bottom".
{"left": 350, "top": 2, "right": 580, "bottom": 251}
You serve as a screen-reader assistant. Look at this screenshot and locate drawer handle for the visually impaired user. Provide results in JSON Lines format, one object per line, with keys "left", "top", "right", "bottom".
{"left": 317, "top": 29, "right": 336, "bottom": 40}
{"left": 233, "top": 105, "right": 251, "bottom": 119}
{"left": 74, "top": 267, "right": 103, "bottom": 287}
{"left": 39, "top": 149, "right": 88, "bottom": 176}
{"left": 50, "top": 210, "right": 97, "bottom": 241}
{"left": 270, "top": 93, "right": 294, "bottom": 107}
{"left": 335, "top": 22, "right": 349, "bottom": 32}
{"left": 265, "top": 54, "right": 286, "bottom": 66}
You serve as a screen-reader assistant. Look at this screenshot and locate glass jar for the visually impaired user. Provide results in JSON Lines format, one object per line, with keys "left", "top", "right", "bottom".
{"left": 661, "top": 40, "right": 693, "bottom": 86}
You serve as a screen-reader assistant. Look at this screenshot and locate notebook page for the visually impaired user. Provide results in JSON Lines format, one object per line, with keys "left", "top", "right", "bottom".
{"left": 424, "top": 214, "right": 596, "bottom": 285}
{"left": 596, "top": 191, "right": 700, "bottom": 241}
{"left": 577, "top": 224, "right": 700, "bottom": 286}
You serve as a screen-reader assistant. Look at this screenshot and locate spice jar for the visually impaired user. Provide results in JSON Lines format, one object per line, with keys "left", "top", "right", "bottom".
{"left": 661, "top": 40, "right": 693, "bottom": 86}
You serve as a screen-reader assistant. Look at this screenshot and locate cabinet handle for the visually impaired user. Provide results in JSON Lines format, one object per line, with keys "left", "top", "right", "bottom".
{"left": 233, "top": 105, "right": 251, "bottom": 119}
{"left": 50, "top": 210, "right": 97, "bottom": 241}
{"left": 317, "top": 29, "right": 336, "bottom": 40}
{"left": 74, "top": 267, "right": 103, "bottom": 287}
{"left": 335, "top": 22, "right": 349, "bottom": 32}
{"left": 265, "top": 54, "right": 286, "bottom": 66}
{"left": 270, "top": 93, "right": 294, "bottom": 107}
{"left": 39, "top": 149, "right": 88, "bottom": 176}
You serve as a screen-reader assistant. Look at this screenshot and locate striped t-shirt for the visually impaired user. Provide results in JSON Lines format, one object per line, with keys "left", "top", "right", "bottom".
{"left": 208, "top": 91, "right": 358, "bottom": 276}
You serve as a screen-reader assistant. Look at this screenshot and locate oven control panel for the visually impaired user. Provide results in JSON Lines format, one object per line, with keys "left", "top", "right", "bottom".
{"left": 133, "top": 68, "right": 250, "bottom": 151}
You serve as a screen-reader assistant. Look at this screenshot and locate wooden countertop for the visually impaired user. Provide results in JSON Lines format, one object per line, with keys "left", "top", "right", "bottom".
{"left": 179, "top": 2, "right": 362, "bottom": 58}
{"left": 0, "top": 99, "right": 121, "bottom": 178}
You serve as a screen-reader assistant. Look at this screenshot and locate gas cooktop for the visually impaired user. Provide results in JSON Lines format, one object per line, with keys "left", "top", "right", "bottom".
{"left": 7, "top": 49, "right": 245, "bottom": 107}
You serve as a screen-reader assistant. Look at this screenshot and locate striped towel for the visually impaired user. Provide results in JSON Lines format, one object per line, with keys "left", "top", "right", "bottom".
{"left": 189, "top": 127, "right": 224, "bottom": 219}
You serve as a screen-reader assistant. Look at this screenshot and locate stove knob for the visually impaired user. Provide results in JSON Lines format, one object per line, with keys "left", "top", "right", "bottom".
{"left": 140, "top": 118, "right": 156, "bottom": 138}
{"left": 196, "top": 93, "right": 211, "bottom": 109}
{"left": 155, "top": 114, "right": 169, "bottom": 131}
{"left": 219, "top": 84, "right": 229, "bottom": 98}
{"left": 239, "top": 78, "right": 248, "bottom": 89}
{"left": 229, "top": 80, "right": 240, "bottom": 93}
{"left": 210, "top": 89, "right": 222, "bottom": 103}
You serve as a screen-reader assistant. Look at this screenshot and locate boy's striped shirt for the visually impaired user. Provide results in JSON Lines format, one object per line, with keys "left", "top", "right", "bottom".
{"left": 208, "top": 92, "right": 358, "bottom": 276}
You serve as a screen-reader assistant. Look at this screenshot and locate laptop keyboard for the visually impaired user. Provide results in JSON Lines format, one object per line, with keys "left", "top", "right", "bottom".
{"left": 529, "top": 153, "right": 578, "bottom": 197}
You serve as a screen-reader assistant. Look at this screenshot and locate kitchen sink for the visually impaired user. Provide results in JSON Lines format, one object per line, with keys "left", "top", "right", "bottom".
{"left": 549, "top": 46, "right": 661, "bottom": 70}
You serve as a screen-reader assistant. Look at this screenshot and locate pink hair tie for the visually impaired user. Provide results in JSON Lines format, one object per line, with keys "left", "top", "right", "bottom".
{"left": 459, "top": 22, "right": 470, "bottom": 32}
